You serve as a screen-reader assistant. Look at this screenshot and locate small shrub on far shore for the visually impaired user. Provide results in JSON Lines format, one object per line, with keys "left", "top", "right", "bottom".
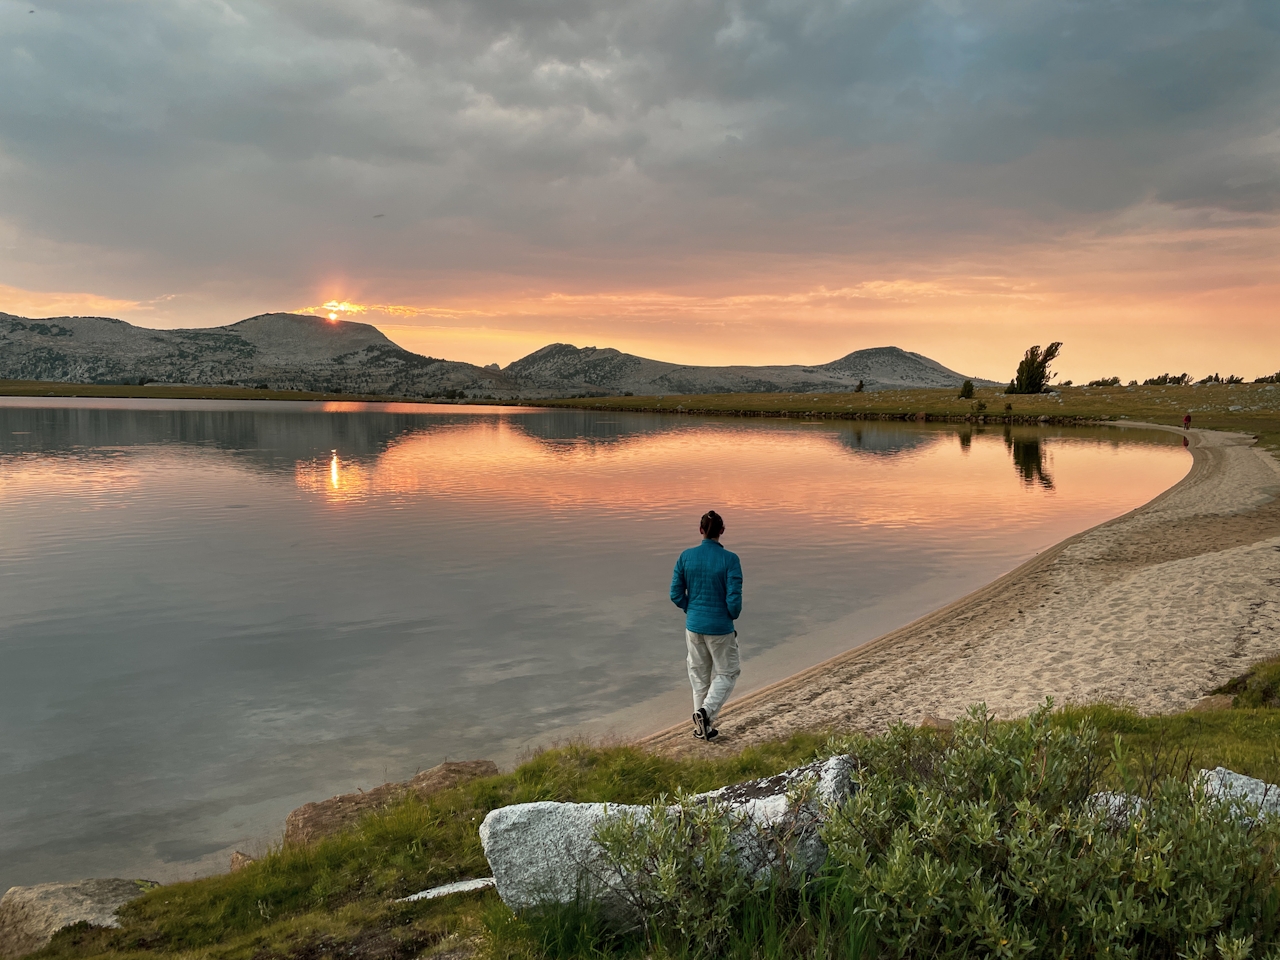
{"left": 1006, "top": 342, "right": 1062, "bottom": 394}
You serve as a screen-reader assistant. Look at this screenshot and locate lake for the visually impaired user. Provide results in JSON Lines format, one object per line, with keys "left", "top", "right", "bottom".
{"left": 0, "top": 398, "right": 1189, "bottom": 888}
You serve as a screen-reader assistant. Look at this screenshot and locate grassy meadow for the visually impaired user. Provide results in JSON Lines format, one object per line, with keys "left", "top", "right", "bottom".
{"left": 540, "top": 382, "right": 1280, "bottom": 452}
{"left": 0, "top": 380, "right": 380, "bottom": 404}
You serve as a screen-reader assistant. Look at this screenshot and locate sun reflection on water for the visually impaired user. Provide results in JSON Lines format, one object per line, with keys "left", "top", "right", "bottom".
{"left": 287, "top": 417, "right": 1186, "bottom": 535}
{"left": 296, "top": 449, "right": 373, "bottom": 501}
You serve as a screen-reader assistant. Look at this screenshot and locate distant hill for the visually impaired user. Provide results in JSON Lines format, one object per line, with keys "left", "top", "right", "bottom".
{"left": 0, "top": 312, "right": 517, "bottom": 396}
{"left": 504, "top": 343, "right": 995, "bottom": 395}
{"left": 0, "top": 312, "right": 994, "bottom": 398}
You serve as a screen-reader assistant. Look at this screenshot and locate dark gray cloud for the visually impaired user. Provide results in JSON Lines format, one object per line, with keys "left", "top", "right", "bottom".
{"left": 1, "top": 0, "right": 1277, "bottom": 302}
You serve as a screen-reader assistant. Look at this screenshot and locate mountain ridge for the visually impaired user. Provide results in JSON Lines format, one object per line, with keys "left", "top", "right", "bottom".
{"left": 504, "top": 342, "right": 996, "bottom": 395}
{"left": 0, "top": 311, "right": 996, "bottom": 397}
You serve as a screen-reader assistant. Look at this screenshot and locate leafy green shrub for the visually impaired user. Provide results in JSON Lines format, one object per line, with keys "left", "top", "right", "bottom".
{"left": 822, "top": 704, "right": 1280, "bottom": 960}
{"left": 586, "top": 773, "right": 860, "bottom": 960}
{"left": 593, "top": 794, "right": 771, "bottom": 954}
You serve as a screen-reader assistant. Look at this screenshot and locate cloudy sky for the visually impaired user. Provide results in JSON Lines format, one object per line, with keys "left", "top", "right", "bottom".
{"left": 2, "top": 0, "right": 1277, "bottom": 380}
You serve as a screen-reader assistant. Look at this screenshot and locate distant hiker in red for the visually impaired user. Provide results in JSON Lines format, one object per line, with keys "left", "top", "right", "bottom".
{"left": 1184, "top": 414, "right": 1192, "bottom": 430}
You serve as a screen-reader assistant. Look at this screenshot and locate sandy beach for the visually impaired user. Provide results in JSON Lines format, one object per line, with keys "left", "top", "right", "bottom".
{"left": 643, "top": 425, "right": 1280, "bottom": 755}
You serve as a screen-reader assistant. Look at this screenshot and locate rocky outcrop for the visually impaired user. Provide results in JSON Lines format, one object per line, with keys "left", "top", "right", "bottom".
{"left": 478, "top": 755, "right": 854, "bottom": 911}
{"left": 285, "top": 760, "right": 499, "bottom": 845}
{"left": 0, "top": 313, "right": 518, "bottom": 397}
{"left": 228, "top": 852, "right": 255, "bottom": 873}
{"left": 0, "top": 879, "right": 157, "bottom": 959}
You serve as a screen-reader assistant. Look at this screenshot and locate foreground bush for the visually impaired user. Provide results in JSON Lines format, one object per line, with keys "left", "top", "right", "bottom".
{"left": 595, "top": 795, "right": 771, "bottom": 954}
{"left": 823, "top": 705, "right": 1280, "bottom": 960}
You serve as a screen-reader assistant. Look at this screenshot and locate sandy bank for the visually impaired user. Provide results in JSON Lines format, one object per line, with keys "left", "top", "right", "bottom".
{"left": 643, "top": 426, "right": 1280, "bottom": 755}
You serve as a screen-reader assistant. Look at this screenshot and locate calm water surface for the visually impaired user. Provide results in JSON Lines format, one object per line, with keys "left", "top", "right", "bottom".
{"left": 0, "top": 399, "right": 1189, "bottom": 887}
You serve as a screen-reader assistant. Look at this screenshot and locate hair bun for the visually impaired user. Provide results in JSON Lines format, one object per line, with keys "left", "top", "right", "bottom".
{"left": 700, "top": 510, "right": 726, "bottom": 537}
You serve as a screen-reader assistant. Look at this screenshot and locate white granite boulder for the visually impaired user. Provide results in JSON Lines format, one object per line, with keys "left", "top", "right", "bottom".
{"left": 1088, "top": 767, "right": 1280, "bottom": 828}
{"left": 0, "top": 879, "right": 157, "bottom": 959}
{"left": 479, "top": 755, "right": 855, "bottom": 912}
{"left": 1201, "top": 767, "right": 1280, "bottom": 816}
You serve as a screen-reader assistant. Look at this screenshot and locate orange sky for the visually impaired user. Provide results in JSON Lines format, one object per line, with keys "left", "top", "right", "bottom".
{"left": 12, "top": 204, "right": 1273, "bottom": 384}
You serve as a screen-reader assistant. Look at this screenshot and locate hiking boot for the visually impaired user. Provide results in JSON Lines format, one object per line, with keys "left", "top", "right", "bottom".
{"left": 692, "top": 708, "right": 710, "bottom": 740}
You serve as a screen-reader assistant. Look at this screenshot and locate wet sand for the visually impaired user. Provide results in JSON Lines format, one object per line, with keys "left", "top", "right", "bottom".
{"left": 643, "top": 426, "right": 1280, "bottom": 755}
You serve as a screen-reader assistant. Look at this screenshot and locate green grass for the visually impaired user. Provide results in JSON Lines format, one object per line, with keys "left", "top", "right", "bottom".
{"left": 486, "top": 876, "right": 872, "bottom": 960}
{"left": 1058, "top": 703, "right": 1280, "bottom": 787}
{"left": 1213, "top": 656, "right": 1280, "bottom": 709}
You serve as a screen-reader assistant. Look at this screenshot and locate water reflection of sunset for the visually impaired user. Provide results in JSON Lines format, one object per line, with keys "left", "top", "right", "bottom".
{"left": 289, "top": 418, "right": 1186, "bottom": 539}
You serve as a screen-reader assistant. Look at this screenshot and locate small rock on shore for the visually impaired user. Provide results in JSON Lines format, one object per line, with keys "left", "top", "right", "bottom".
{"left": 0, "top": 879, "right": 157, "bottom": 959}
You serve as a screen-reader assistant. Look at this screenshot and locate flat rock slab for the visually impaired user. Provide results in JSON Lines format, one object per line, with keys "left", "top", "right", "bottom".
{"left": 0, "top": 879, "right": 157, "bottom": 959}
{"left": 397, "top": 878, "right": 497, "bottom": 903}
{"left": 479, "top": 755, "right": 854, "bottom": 911}
{"left": 286, "top": 759, "right": 498, "bottom": 845}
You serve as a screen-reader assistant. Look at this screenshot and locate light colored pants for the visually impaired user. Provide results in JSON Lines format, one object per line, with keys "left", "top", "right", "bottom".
{"left": 686, "top": 629, "right": 741, "bottom": 724}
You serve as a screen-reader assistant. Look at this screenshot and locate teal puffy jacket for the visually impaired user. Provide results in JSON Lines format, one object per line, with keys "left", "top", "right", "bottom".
{"left": 670, "top": 539, "right": 743, "bottom": 635}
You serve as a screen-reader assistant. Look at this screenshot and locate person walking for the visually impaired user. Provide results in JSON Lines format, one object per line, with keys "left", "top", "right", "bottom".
{"left": 1184, "top": 413, "right": 1192, "bottom": 430}
{"left": 670, "top": 510, "right": 742, "bottom": 742}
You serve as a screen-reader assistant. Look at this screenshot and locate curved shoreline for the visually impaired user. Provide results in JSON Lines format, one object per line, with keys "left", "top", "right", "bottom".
{"left": 642, "top": 424, "right": 1280, "bottom": 754}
